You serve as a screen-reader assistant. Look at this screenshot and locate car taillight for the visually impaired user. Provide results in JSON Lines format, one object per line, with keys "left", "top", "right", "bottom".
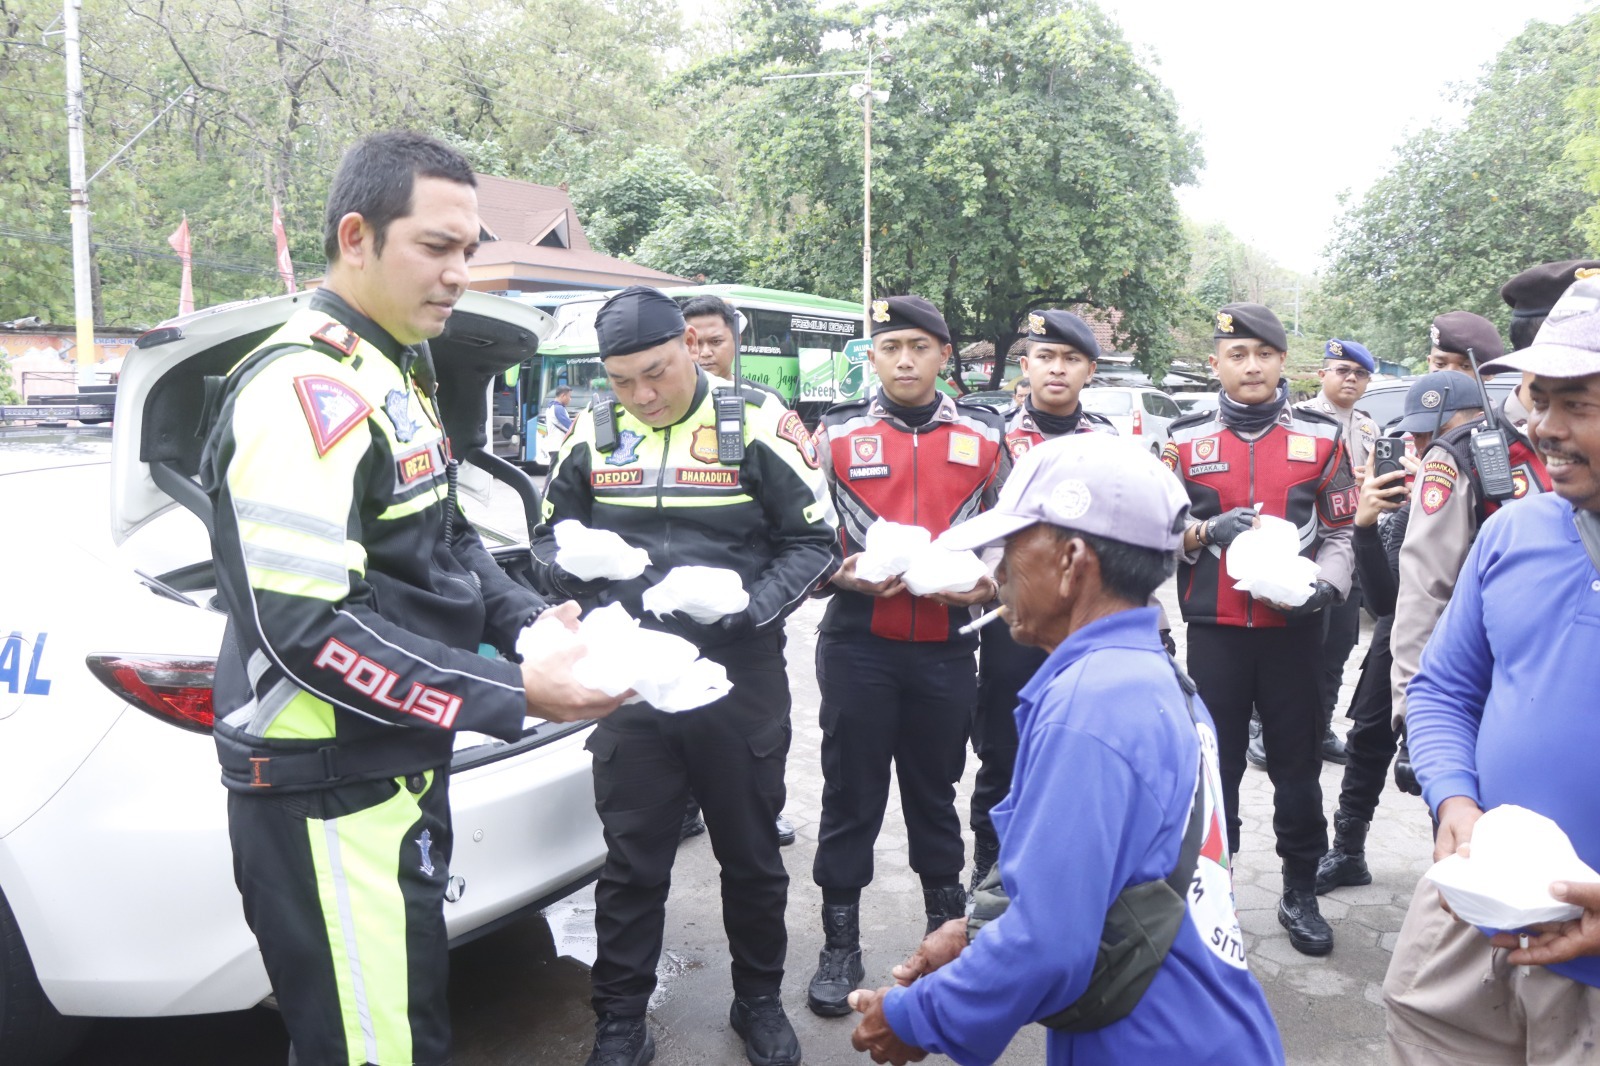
{"left": 85, "top": 655, "right": 216, "bottom": 734}
{"left": 1131, "top": 406, "right": 1143, "bottom": 434}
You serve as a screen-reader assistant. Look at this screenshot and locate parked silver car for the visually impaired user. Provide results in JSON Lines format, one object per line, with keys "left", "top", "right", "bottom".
{"left": 1079, "top": 386, "right": 1184, "bottom": 454}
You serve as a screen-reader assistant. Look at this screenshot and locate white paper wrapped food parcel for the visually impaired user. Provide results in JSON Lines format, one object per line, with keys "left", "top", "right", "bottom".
{"left": 641, "top": 565, "right": 750, "bottom": 623}
{"left": 515, "top": 603, "right": 732, "bottom": 713}
{"left": 1425, "top": 804, "right": 1600, "bottom": 930}
{"left": 857, "top": 518, "right": 990, "bottom": 595}
{"left": 552, "top": 518, "right": 651, "bottom": 581}
{"left": 1224, "top": 512, "right": 1320, "bottom": 608}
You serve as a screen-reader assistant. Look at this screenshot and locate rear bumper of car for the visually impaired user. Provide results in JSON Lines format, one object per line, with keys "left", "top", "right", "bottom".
{"left": 1, "top": 710, "right": 603, "bottom": 1019}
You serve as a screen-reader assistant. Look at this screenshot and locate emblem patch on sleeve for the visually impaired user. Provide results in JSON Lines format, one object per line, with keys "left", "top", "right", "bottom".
{"left": 293, "top": 375, "right": 372, "bottom": 456}
{"left": 777, "top": 410, "right": 821, "bottom": 469}
{"left": 1160, "top": 441, "right": 1181, "bottom": 472}
{"left": 1419, "top": 459, "right": 1458, "bottom": 515}
{"left": 310, "top": 321, "right": 360, "bottom": 356}
{"left": 1006, "top": 436, "right": 1032, "bottom": 460}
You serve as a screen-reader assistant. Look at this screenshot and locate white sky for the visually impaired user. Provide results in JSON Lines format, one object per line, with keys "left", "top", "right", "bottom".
{"left": 1097, "top": 0, "right": 1596, "bottom": 273}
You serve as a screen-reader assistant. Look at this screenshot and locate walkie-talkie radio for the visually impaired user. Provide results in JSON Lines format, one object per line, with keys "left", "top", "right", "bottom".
{"left": 1464, "top": 347, "right": 1517, "bottom": 501}
{"left": 591, "top": 389, "right": 620, "bottom": 453}
{"left": 713, "top": 308, "right": 749, "bottom": 464}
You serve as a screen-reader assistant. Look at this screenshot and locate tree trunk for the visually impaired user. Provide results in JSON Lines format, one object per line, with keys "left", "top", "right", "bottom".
{"left": 987, "top": 331, "right": 1018, "bottom": 389}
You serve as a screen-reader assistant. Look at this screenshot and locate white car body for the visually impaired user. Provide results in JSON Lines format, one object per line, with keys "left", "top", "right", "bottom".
{"left": 0, "top": 291, "right": 605, "bottom": 1061}
{"left": 1080, "top": 385, "right": 1184, "bottom": 454}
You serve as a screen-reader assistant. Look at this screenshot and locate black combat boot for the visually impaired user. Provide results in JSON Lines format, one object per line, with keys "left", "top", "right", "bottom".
{"left": 1315, "top": 811, "right": 1372, "bottom": 894}
{"left": 1322, "top": 725, "right": 1348, "bottom": 763}
{"left": 775, "top": 814, "right": 797, "bottom": 847}
{"left": 730, "top": 995, "right": 802, "bottom": 1066}
{"left": 585, "top": 1014, "right": 655, "bottom": 1066}
{"left": 806, "top": 904, "right": 864, "bottom": 1017}
{"left": 969, "top": 839, "right": 1000, "bottom": 897}
{"left": 1278, "top": 883, "right": 1334, "bottom": 956}
{"left": 922, "top": 884, "right": 968, "bottom": 936}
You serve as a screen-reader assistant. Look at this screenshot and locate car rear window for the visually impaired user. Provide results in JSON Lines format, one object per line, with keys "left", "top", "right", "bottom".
{"left": 1081, "top": 391, "right": 1132, "bottom": 415}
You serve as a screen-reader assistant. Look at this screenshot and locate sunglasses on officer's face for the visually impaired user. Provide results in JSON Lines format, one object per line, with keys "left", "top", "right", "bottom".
{"left": 1325, "top": 366, "right": 1371, "bottom": 381}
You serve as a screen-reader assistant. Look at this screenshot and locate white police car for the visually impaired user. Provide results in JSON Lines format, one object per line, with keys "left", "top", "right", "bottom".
{"left": 0, "top": 292, "right": 605, "bottom": 1064}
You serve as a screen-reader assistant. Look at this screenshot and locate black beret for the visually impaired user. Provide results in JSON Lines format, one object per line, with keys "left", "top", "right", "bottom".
{"left": 1023, "top": 309, "right": 1100, "bottom": 360}
{"left": 1501, "top": 260, "right": 1600, "bottom": 320}
{"left": 1213, "top": 303, "right": 1287, "bottom": 353}
{"left": 596, "top": 285, "right": 686, "bottom": 359}
{"left": 1429, "top": 311, "right": 1504, "bottom": 361}
{"left": 869, "top": 295, "right": 951, "bottom": 346}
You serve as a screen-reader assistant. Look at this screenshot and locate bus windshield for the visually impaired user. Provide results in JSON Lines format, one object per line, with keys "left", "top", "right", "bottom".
{"left": 546, "top": 298, "right": 605, "bottom": 351}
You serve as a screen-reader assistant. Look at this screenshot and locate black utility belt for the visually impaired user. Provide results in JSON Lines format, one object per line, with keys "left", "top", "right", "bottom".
{"left": 217, "top": 728, "right": 444, "bottom": 793}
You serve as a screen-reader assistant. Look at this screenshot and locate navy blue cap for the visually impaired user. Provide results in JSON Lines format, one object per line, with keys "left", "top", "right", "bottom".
{"left": 1214, "top": 303, "right": 1287, "bottom": 353}
{"left": 1392, "top": 371, "right": 1485, "bottom": 434}
{"left": 1324, "top": 339, "right": 1374, "bottom": 372}
{"left": 869, "top": 295, "right": 951, "bottom": 346}
{"left": 596, "top": 285, "right": 686, "bottom": 359}
{"left": 1023, "top": 309, "right": 1100, "bottom": 360}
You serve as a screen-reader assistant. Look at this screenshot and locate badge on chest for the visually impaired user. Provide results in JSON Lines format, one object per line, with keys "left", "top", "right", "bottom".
{"left": 947, "top": 432, "right": 980, "bottom": 466}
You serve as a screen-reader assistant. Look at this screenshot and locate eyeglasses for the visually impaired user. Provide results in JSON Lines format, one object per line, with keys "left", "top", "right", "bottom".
{"left": 1325, "top": 366, "right": 1371, "bottom": 381}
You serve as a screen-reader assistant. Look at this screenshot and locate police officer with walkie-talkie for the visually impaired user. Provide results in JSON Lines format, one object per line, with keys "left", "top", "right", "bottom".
{"left": 531, "top": 285, "right": 839, "bottom": 1066}
{"left": 1390, "top": 312, "right": 1550, "bottom": 737}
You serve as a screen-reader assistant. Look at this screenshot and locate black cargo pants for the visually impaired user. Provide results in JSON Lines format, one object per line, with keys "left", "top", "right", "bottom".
{"left": 585, "top": 631, "right": 791, "bottom": 1018}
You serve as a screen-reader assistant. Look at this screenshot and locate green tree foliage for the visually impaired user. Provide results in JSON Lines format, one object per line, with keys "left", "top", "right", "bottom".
{"left": 0, "top": 0, "right": 686, "bottom": 327}
{"left": 1324, "top": 16, "right": 1600, "bottom": 367}
{"left": 686, "top": 0, "right": 1199, "bottom": 381}
{"left": 0, "top": 351, "right": 18, "bottom": 404}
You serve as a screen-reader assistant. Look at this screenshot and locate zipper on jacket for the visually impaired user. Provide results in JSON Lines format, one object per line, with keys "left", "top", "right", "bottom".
{"left": 910, "top": 428, "right": 920, "bottom": 641}
{"left": 657, "top": 425, "right": 673, "bottom": 569}
{"left": 1246, "top": 435, "right": 1255, "bottom": 628}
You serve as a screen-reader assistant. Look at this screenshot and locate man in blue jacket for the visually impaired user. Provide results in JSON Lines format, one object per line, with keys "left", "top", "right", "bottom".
{"left": 1384, "top": 275, "right": 1600, "bottom": 1063}
{"left": 847, "top": 433, "right": 1284, "bottom": 1066}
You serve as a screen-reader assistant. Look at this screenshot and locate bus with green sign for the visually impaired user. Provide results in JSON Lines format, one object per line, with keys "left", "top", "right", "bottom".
{"left": 515, "top": 285, "right": 870, "bottom": 468}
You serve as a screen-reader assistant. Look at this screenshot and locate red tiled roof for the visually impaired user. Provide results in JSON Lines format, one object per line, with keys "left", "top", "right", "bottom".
{"left": 474, "top": 174, "right": 592, "bottom": 252}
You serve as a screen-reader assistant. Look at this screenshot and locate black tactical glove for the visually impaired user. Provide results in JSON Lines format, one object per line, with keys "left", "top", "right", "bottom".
{"left": 1280, "top": 580, "right": 1338, "bottom": 619}
{"left": 664, "top": 610, "right": 755, "bottom": 648}
{"left": 1393, "top": 738, "right": 1422, "bottom": 796}
{"left": 549, "top": 564, "right": 608, "bottom": 600}
{"left": 1160, "top": 629, "right": 1177, "bottom": 657}
{"left": 1203, "top": 507, "right": 1259, "bottom": 549}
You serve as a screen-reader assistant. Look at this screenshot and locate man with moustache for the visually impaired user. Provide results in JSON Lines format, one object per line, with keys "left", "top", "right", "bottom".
{"left": 201, "top": 132, "right": 625, "bottom": 1065}
{"left": 1162, "top": 303, "right": 1356, "bottom": 956}
{"left": 1383, "top": 275, "right": 1600, "bottom": 1065}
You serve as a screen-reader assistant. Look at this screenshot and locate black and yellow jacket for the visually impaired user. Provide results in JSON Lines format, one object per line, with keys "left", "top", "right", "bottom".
{"left": 202, "top": 289, "right": 545, "bottom": 793}
{"left": 531, "top": 371, "right": 839, "bottom": 645}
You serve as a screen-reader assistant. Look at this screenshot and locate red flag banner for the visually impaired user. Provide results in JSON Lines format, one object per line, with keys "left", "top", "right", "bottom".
{"left": 167, "top": 216, "right": 194, "bottom": 316}
{"left": 272, "top": 196, "right": 297, "bottom": 294}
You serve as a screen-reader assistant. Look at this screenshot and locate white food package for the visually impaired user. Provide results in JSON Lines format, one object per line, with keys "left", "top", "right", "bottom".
{"left": 901, "top": 545, "right": 990, "bottom": 597}
{"left": 516, "top": 603, "right": 731, "bottom": 714}
{"left": 1225, "top": 514, "right": 1319, "bottom": 607}
{"left": 855, "top": 519, "right": 932, "bottom": 583}
{"left": 553, "top": 519, "right": 651, "bottom": 582}
{"left": 641, "top": 566, "right": 751, "bottom": 623}
{"left": 1425, "top": 805, "right": 1599, "bottom": 929}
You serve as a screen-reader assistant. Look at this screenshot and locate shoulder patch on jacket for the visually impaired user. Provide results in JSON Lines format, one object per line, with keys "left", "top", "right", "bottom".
{"left": 310, "top": 321, "right": 361, "bottom": 357}
{"left": 776, "top": 409, "right": 821, "bottom": 468}
{"left": 1160, "top": 440, "right": 1181, "bottom": 472}
{"left": 293, "top": 374, "right": 372, "bottom": 456}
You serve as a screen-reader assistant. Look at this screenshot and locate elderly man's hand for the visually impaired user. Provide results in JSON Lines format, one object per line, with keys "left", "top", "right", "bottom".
{"left": 892, "top": 918, "right": 969, "bottom": 986}
{"left": 1489, "top": 881, "right": 1600, "bottom": 965}
{"left": 848, "top": 988, "right": 927, "bottom": 1064}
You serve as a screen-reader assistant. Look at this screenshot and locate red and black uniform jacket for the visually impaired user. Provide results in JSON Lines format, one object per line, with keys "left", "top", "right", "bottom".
{"left": 1002, "top": 405, "right": 1116, "bottom": 461}
{"left": 1162, "top": 405, "right": 1357, "bottom": 628}
{"left": 816, "top": 393, "right": 1008, "bottom": 643}
{"left": 1429, "top": 417, "right": 1550, "bottom": 526}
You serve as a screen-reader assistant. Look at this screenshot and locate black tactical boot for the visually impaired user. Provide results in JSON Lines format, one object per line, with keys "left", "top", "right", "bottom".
{"left": 1246, "top": 713, "right": 1268, "bottom": 770}
{"left": 969, "top": 839, "right": 1000, "bottom": 897}
{"left": 1315, "top": 812, "right": 1372, "bottom": 894}
{"left": 807, "top": 904, "right": 864, "bottom": 1017}
{"left": 585, "top": 1014, "right": 655, "bottom": 1066}
{"left": 679, "top": 799, "right": 705, "bottom": 842}
{"left": 730, "top": 995, "right": 802, "bottom": 1066}
{"left": 1278, "top": 886, "right": 1334, "bottom": 956}
{"left": 775, "top": 814, "right": 796, "bottom": 847}
{"left": 922, "top": 884, "right": 968, "bottom": 937}
{"left": 1322, "top": 725, "right": 1348, "bottom": 764}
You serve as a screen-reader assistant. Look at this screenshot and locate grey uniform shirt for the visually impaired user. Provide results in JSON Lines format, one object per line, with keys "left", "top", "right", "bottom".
{"left": 1295, "top": 397, "right": 1378, "bottom": 474}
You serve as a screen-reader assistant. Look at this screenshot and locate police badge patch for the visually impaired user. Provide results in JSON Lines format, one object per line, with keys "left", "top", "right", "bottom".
{"left": 385, "top": 389, "right": 418, "bottom": 443}
{"left": 605, "top": 429, "right": 645, "bottom": 467}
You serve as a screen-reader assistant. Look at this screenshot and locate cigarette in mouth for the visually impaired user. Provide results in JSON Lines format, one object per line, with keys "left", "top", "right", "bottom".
{"left": 959, "top": 607, "right": 1006, "bottom": 636}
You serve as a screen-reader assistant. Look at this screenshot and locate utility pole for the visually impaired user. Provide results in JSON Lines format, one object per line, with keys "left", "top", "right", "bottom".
{"left": 63, "top": 0, "right": 95, "bottom": 385}
{"left": 765, "top": 48, "right": 890, "bottom": 333}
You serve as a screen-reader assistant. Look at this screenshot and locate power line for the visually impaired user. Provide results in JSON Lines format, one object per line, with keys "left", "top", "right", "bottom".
{"left": 0, "top": 226, "right": 298, "bottom": 277}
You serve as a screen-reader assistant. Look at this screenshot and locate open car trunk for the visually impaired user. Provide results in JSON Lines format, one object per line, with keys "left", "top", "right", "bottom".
{"left": 108, "top": 290, "right": 570, "bottom": 767}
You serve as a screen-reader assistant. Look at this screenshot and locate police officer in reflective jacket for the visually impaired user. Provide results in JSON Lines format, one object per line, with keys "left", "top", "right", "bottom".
{"left": 202, "top": 132, "right": 623, "bottom": 1066}
{"left": 532, "top": 286, "right": 839, "bottom": 1066}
